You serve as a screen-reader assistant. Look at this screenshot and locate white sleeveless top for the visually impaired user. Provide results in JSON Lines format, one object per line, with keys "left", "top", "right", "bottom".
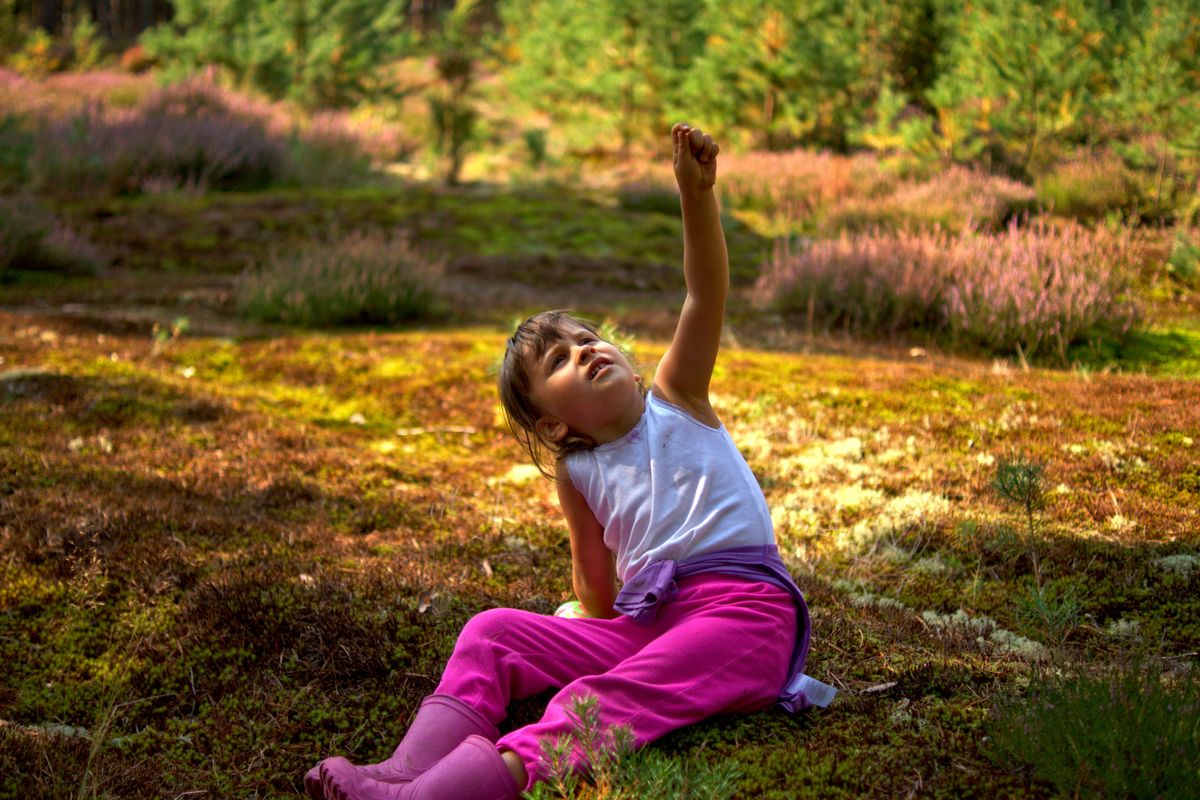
{"left": 564, "top": 389, "right": 776, "bottom": 583}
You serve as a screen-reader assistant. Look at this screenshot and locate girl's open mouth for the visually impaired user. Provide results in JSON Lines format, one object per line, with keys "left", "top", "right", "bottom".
{"left": 589, "top": 361, "right": 611, "bottom": 380}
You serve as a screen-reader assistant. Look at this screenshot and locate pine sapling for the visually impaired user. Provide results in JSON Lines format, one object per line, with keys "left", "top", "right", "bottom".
{"left": 992, "top": 455, "right": 1048, "bottom": 587}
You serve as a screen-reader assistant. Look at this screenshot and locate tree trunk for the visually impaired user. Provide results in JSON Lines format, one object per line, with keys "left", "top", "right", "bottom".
{"left": 38, "top": 0, "right": 62, "bottom": 34}
{"left": 96, "top": 0, "right": 111, "bottom": 38}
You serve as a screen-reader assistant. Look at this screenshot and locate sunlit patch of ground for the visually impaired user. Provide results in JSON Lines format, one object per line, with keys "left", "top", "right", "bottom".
{"left": 1, "top": 307, "right": 1196, "bottom": 797}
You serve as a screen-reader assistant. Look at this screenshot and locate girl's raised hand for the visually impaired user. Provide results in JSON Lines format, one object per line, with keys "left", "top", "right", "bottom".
{"left": 672, "top": 122, "right": 719, "bottom": 193}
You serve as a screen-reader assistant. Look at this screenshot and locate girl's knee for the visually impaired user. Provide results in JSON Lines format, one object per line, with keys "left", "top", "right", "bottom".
{"left": 457, "top": 607, "right": 531, "bottom": 648}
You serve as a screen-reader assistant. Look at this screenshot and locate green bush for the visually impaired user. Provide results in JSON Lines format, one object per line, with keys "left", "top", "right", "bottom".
{"left": 236, "top": 232, "right": 445, "bottom": 328}
{"left": 1035, "top": 154, "right": 1135, "bottom": 221}
{"left": 988, "top": 662, "right": 1200, "bottom": 799}
{"left": 69, "top": 12, "right": 105, "bottom": 71}
{"left": 9, "top": 28, "right": 64, "bottom": 76}
{"left": 1167, "top": 229, "right": 1200, "bottom": 288}
{"left": 283, "top": 125, "right": 374, "bottom": 188}
{"left": 616, "top": 182, "right": 680, "bottom": 216}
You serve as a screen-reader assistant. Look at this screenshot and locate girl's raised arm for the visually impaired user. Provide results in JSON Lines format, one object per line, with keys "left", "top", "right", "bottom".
{"left": 652, "top": 124, "right": 727, "bottom": 427}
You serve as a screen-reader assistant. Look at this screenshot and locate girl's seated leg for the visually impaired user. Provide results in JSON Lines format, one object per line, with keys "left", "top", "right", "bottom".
{"left": 435, "top": 606, "right": 662, "bottom": 726}
{"left": 495, "top": 576, "right": 797, "bottom": 793}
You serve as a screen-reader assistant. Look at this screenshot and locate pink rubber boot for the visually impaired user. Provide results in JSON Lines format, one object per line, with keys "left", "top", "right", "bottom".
{"left": 304, "top": 695, "right": 500, "bottom": 799}
{"left": 319, "top": 735, "right": 519, "bottom": 800}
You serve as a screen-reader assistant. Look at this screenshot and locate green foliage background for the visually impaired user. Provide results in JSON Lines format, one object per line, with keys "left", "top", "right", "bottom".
{"left": 5, "top": 0, "right": 1196, "bottom": 183}
{"left": 139, "top": 0, "right": 414, "bottom": 108}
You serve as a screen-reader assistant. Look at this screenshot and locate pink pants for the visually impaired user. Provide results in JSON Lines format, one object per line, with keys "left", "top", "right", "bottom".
{"left": 434, "top": 574, "right": 797, "bottom": 790}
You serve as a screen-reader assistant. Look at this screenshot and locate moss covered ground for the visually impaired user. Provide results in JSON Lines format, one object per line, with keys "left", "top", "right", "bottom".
{"left": 1, "top": 185, "right": 1198, "bottom": 798}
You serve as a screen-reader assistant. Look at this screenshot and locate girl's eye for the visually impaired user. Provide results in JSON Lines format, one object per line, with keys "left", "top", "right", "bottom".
{"left": 552, "top": 354, "right": 565, "bottom": 368}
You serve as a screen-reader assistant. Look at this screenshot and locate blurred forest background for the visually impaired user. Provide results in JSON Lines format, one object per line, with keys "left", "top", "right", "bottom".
{"left": 6, "top": 0, "right": 1200, "bottom": 181}
{"left": 2, "top": 2, "right": 1199, "bottom": 799}
{"left": 3, "top": 0, "right": 1199, "bottom": 360}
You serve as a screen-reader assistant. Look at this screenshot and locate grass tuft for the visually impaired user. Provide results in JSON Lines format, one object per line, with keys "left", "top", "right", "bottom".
{"left": 988, "top": 661, "right": 1200, "bottom": 799}
{"left": 236, "top": 231, "right": 446, "bottom": 328}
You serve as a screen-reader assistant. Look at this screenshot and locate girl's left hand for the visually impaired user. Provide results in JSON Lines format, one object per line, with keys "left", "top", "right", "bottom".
{"left": 672, "top": 122, "right": 719, "bottom": 192}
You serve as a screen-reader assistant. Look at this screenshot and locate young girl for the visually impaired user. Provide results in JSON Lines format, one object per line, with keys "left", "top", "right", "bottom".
{"left": 306, "top": 123, "right": 835, "bottom": 800}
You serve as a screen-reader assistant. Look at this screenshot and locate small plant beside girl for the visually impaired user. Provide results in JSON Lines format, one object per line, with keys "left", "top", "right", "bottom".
{"left": 305, "top": 122, "right": 835, "bottom": 800}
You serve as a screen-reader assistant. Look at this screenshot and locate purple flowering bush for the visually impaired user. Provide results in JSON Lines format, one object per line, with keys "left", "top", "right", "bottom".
{"left": 620, "top": 152, "right": 1036, "bottom": 236}
{"left": 821, "top": 166, "right": 1038, "bottom": 234}
{"left": 29, "top": 81, "right": 288, "bottom": 195}
{"left": 717, "top": 149, "right": 890, "bottom": 220}
{"left": 10, "top": 77, "right": 413, "bottom": 195}
{"left": 754, "top": 219, "right": 1141, "bottom": 358}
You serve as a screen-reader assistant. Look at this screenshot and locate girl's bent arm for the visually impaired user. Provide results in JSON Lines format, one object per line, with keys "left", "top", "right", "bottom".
{"left": 555, "top": 459, "right": 618, "bottom": 619}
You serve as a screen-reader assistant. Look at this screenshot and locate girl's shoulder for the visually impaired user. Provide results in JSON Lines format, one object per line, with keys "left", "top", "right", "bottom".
{"left": 648, "top": 385, "right": 721, "bottom": 431}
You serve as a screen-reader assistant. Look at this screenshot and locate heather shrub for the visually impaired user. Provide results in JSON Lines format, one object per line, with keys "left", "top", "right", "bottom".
{"left": 523, "top": 693, "right": 740, "bottom": 800}
{"left": 755, "top": 219, "right": 1140, "bottom": 358}
{"left": 718, "top": 149, "right": 890, "bottom": 223}
{"left": 988, "top": 662, "right": 1200, "bottom": 799}
{"left": 0, "top": 112, "right": 34, "bottom": 187}
{"left": 617, "top": 149, "right": 897, "bottom": 239}
{"left": 0, "top": 196, "right": 105, "bottom": 279}
{"left": 821, "top": 165, "right": 1037, "bottom": 234}
{"left": 0, "top": 69, "right": 153, "bottom": 119}
{"left": 944, "top": 221, "right": 1140, "bottom": 357}
{"left": 284, "top": 109, "right": 417, "bottom": 186}
{"left": 17, "top": 78, "right": 400, "bottom": 194}
{"left": 621, "top": 154, "right": 1035, "bottom": 237}
{"left": 0, "top": 197, "right": 43, "bottom": 274}
{"left": 236, "top": 232, "right": 445, "bottom": 328}
{"left": 1035, "top": 154, "right": 1135, "bottom": 221}
{"left": 30, "top": 93, "right": 287, "bottom": 195}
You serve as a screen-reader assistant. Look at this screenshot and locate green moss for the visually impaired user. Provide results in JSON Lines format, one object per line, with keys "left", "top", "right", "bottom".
{"left": 1068, "top": 326, "right": 1200, "bottom": 379}
{"left": 3, "top": 318, "right": 1197, "bottom": 798}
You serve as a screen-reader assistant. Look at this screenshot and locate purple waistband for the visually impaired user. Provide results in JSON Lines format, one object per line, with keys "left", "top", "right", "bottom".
{"left": 613, "top": 544, "right": 834, "bottom": 712}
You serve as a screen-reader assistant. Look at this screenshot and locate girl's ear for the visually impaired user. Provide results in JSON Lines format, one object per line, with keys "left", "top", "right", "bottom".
{"left": 535, "top": 415, "right": 568, "bottom": 443}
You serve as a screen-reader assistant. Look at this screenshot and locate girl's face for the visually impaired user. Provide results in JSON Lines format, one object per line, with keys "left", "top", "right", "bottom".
{"left": 525, "top": 322, "right": 643, "bottom": 445}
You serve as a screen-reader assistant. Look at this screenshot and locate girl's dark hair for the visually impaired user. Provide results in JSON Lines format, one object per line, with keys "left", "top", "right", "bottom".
{"left": 498, "top": 310, "right": 643, "bottom": 480}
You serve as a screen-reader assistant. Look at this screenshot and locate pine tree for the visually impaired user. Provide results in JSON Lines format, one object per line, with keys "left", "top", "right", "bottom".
{"left": 681, "top": 0, "right": 865, "bottom": 151}
{"left": 496, "top": 0, "right": 705, "bottom": 156}
{"left": 140, "top": 0, "right": 413, "bottom": 109}
{"left": 1107, "top": 1, "right": 1200, "bottom": 155}
{"left": 927, "top": 0, "right": 1115, "bottom": 173}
